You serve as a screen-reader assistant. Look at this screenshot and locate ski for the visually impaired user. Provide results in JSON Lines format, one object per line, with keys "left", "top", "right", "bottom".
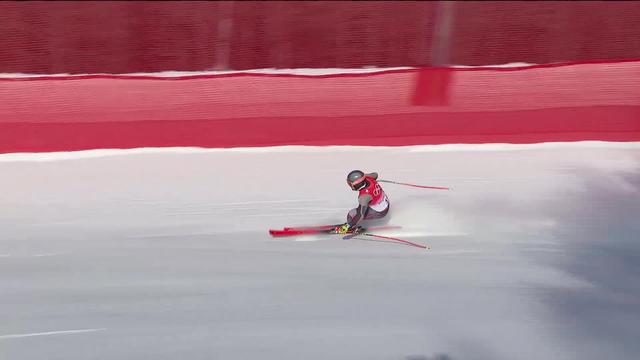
{"left": 283, "top": 224, "right": 343, "bottom": 231}
{"left": 269, "top": 225, "right": 401, "bottom": 237}
{"left": 269, "top": 227, "right": 336, "bottom": 237}
{"left": 270, "top": 225, "right": 426, "bottom": 250}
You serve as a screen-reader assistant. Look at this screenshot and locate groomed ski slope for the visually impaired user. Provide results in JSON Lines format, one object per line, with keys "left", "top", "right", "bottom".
{"left": 1, "top": 141, "right": 639, "bottom": 360}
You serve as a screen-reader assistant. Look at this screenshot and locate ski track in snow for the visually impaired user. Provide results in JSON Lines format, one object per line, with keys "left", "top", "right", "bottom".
{"left": 0, "top": 253, "right": 66, "bottom": 258}
{"left": 0, "top": 329, "right": 106, "bottom": 340}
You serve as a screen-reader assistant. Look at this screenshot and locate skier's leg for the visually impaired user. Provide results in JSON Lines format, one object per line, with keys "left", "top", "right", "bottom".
{"left": 362, "top": 201, "right": 390, "bottom": 226}
{"left": 346, "top": 208, "right": 358, "bottom": 224}
{"left": 364, "top": 200, "right": 390, "bottom": 220}
{"left": 347, "top": 199, "right": 391, "bottom": 227}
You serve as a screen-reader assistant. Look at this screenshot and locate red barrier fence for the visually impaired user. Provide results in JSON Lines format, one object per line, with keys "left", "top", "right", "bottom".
{"left": 1, "top": 1, "right": 640, "bottom": 74}
{"left": 1, "top": 61, "right": 638, "bottom": 153}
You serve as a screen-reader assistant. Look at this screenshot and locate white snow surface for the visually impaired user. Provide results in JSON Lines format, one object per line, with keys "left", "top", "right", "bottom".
{"left": 1, "top": 142, "right": 639, "bottom": 360}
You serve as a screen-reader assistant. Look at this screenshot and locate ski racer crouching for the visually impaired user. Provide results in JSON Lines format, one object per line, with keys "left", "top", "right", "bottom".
{"left": 336, "top": 170, "right": 390, "bottom": 234}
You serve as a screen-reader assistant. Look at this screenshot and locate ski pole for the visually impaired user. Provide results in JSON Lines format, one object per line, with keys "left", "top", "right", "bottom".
{"left": 361, "top": 233, "right": 430, "bottom": 250}
{"left": 378, "top": 179, "right": 450, "bottom": 190}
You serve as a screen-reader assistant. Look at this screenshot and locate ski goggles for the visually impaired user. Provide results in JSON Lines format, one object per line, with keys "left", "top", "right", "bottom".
{"left": 348, "top": 178, "right": 367, "bottom": 191}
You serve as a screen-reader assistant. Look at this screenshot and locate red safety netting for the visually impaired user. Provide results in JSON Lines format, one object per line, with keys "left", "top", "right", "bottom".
{"left": 2, "top": 2, "right": 639, "bottom": 153}
{"left": 1, "top": 61, "right": 638, "bottom": 153}
{"left": 1, "top": 1, "right": 640, "bottom": 74}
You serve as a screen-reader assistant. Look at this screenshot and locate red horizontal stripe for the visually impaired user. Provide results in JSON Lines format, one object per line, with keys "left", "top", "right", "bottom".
{"left": 1, "top": 106, "right": 638, "bottom": 154}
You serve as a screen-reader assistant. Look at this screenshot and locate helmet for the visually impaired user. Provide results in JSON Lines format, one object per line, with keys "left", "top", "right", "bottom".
{"left": 347, "top": 170, "right": 367, "bottom": 191}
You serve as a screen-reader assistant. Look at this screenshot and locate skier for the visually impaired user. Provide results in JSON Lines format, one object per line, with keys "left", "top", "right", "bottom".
{"left": 336, "top": 170, "right": 390, "bottom": 234}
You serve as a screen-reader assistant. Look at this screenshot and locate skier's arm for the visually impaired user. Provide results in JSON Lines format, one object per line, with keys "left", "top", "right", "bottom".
{"left": 365, "top": 172, "right": 378, "bottom": 180}
{"left": 348, "top": 194, "right": 372, "bottom": 228}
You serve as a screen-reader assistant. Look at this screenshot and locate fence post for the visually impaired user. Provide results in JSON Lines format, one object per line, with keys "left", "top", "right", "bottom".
{"left": 431, "top": 1, "right": 455, "bottom": 67}
{"left": 412, "top": 1, "right": 455, "bottom": 106}
{"left": 213, "top": 1, "right": 234, "bottom": 71}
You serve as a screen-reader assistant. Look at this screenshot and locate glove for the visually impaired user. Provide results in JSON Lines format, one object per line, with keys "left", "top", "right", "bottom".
{"left": 335, "top": 223, "right": 351, "bottom": 234}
